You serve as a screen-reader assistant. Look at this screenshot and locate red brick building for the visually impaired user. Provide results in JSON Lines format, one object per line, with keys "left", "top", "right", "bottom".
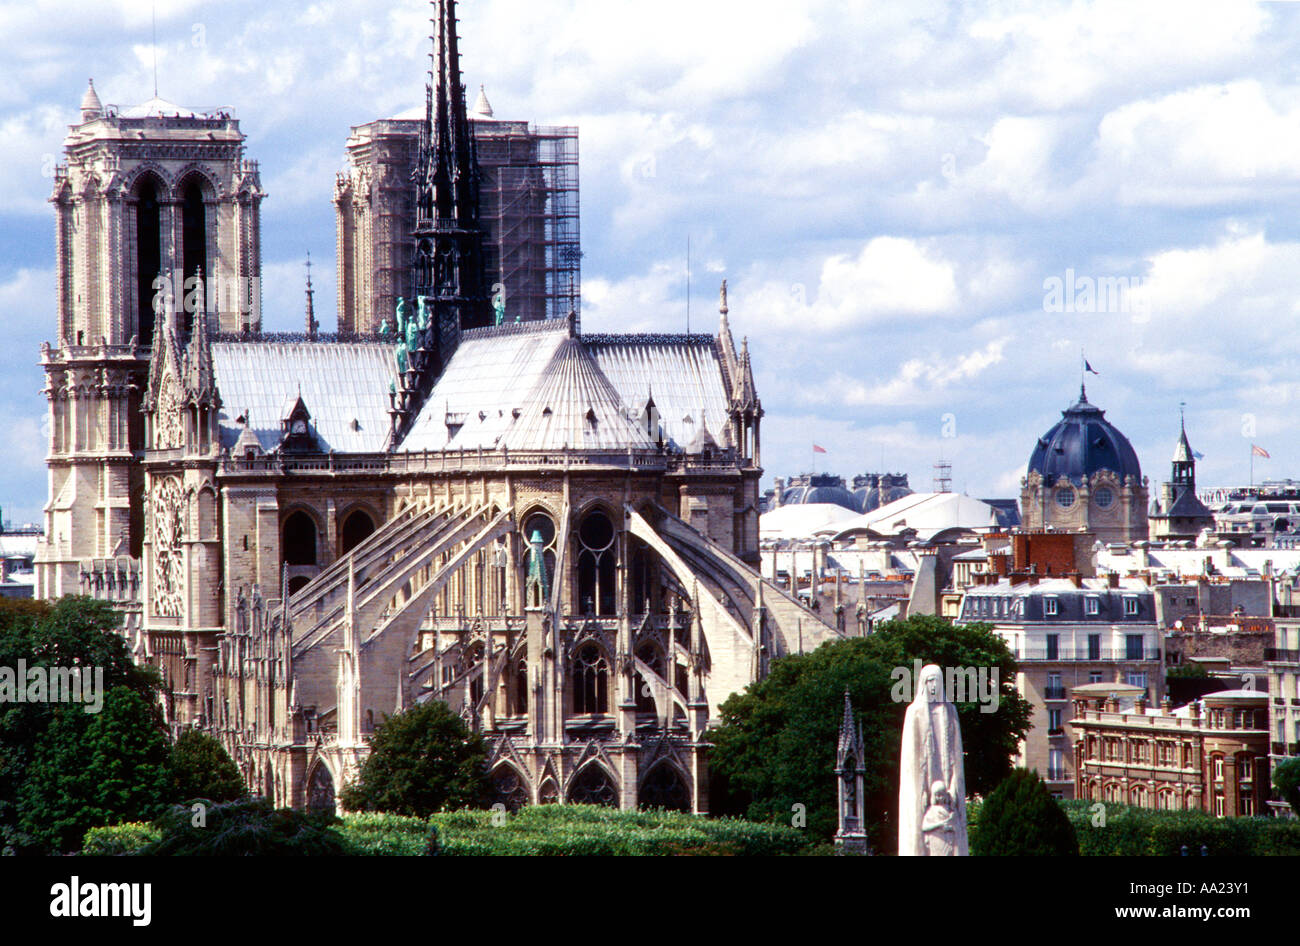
{"left": 1072, "top": 686, "right": 1271, "bottom": 816}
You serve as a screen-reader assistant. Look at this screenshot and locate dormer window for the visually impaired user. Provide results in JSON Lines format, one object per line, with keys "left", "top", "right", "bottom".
{"left": 1044, "top": 596, "right": 1059, "bottom": 617}
{"left": 1124, "top": 596, "right": 1139, "bottom": 617}
{"left": 280, "top": 394, "right": 315, "bottom": 452}
{"left": 1085, "top": 596, "right": 1099, "bottom": 616}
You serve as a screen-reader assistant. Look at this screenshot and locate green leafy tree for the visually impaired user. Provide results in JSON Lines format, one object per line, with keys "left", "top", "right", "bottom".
{"left": 706, "top": 614, "right": 1031, "bottom": 852}
{"left": 171, "top": 729, "right": 247, "bottom": 804}
{"left": 971, "top": 768, "right": 1078, "bottom": 856}
{"left": 18, "top": 686, "right": 172, "bottom": 853}
{"left": 1273, "top": 757, "right": 1300, "bottom": 817}
{"left": 142, "top": 798, "right": 347, "bottom": 856}
{"left": 0, "top": 597, "right": 164, "bottom": 853}
{"left": 339, "top": 701, "right": 490, "bottom": 816}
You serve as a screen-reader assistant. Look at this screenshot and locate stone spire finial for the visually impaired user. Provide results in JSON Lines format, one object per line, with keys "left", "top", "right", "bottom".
{"left": 80, "top": 78, "right": 103, "bottom": 121}
{"left": 304, "top": 252, "right": 318, "bottom": 339}
{"left": 473, "top": 83, "right": 493, "bottom": 118}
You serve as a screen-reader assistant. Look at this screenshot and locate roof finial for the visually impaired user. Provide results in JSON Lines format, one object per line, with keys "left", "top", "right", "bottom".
{"left": 304, "top": 251, "right": 318, "bottom": 339}
{"left": 719, "top": 278, "right": 729, "bottom": 317}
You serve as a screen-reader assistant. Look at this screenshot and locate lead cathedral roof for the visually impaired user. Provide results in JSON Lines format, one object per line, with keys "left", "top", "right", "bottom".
{"left": 205, "top": 319, "right": 734, "bottom": 457}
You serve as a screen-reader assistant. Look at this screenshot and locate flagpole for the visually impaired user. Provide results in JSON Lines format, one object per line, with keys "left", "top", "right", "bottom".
{"left": 1250, "top": 444, "right": 1254, "bottom": 488}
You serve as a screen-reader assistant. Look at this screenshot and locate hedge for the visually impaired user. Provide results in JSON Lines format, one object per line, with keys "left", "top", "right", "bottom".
{"left": 424, "top": 804, "right": 809, "bottom": 856}
{"left": 82, "top": 805, "right": 810, "bottom": 856}
{"left": 1060, "top": 800, "right": 1300, "bottom": 856}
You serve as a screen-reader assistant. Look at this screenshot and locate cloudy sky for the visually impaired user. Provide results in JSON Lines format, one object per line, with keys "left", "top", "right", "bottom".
{"left": 2, "top": 0, "right": 1300, "bottom": 522}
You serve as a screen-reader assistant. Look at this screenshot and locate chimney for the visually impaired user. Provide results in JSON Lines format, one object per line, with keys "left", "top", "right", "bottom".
{"left": 1107, "top": 572, "right": 1119, "bottom": 589}
{"left": 1068, "top": 571, "right": 1082, "bottom": 589}
{"left": 1136, "top": 693, "right": 1148, "bottom": 713}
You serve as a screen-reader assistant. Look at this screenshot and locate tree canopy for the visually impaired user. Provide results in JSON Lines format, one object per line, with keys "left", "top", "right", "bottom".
{"left": 706, "top": 614, "right": 1031, "bottom": 852}
{"left": 971, "top": 767, "right": 1079, "bottom": 856}
{"left": 340, "top": 701, "right": 490, "bottom": 817}
{"left": 0, "top": 596, "right": 247, "bottom": 853}
{"left": 1273, "top": 756, "right": 1300, "bottom": 817}
{"left": 171, "top": 729, "right": 248, "bottom": 804}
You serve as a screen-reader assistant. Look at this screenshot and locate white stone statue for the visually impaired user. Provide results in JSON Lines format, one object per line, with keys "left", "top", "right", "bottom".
{"left": 899, "top": 664, "right": 968, "bottom": 856}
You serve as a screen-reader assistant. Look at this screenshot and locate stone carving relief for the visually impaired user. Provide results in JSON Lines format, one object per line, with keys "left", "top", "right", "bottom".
{"left": 151, "top": 475, "right": 185, "bottom": 617}
{"left": 155, "top": 371, "right": 184, "bottom": 449}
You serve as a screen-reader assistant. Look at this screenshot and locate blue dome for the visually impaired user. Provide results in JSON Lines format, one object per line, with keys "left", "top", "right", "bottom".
{"left": 1028, "top": 388, "right": 1141, "bottom": 487}
{"left": 781, "top": 474, "right": 859, "bottom": 512}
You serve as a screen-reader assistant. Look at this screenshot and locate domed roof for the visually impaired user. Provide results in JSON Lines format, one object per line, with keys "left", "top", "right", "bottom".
{"left": 856, "top": 484, "right": 913, "bottom": 513}
{"left": 1028, "top": 386, "right": 1141, "bottom": 487}
{"left": 780, "top": 474, "right": 859, "bottom": 512}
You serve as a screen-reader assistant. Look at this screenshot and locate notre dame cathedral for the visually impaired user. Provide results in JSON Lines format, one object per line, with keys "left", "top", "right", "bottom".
{"left": 33, "top": 0, "right": 838, "bottom": 814}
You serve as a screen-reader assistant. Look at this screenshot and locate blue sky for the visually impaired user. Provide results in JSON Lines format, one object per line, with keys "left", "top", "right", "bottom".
{"left": 3, "top": 0, "right": 1300, "bottom": 523}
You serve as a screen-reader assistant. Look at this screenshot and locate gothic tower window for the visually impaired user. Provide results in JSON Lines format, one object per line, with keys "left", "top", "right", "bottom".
{"left": 283, "top": 511, "right": 317, "bottom": 567}
{"left": 576, "top": 509, "right": 616, "bottom": 616}
{"left": 572, "top": 642, "right": 609, "bottom": 715}
{"left": 135, "top": 178, "right": 161, "bottom": 346}
{"left": 340, "top": 509, "right": 376, "bottom": 554}
{"left": 180, "top": 179, "right": 207, "bottom": 338}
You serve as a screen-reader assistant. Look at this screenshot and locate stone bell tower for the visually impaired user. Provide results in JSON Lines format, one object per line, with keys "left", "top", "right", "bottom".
{"left": 36, "top": 80, "right": 264, "bottom": 604}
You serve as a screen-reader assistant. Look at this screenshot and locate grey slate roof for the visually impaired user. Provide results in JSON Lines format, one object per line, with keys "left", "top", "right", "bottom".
{"left": 399, "top": 321, "right": 571, "bottom": 451}
{"left": 586, "top": 336, "right": 731, "bottom": 451}
{"left": 399, "top": 322, "right": 733, "bottom": 454}
{"left": 499, "top": 337, "right": 655, "bottom": 451}
{"left": 212, "top": 341, "right": 396, "bottom": 453}
{"left": 1162, "top": 488, "right": 1214, "bottom": 520}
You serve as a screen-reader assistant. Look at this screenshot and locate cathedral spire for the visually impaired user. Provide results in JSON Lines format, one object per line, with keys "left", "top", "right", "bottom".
{"left": 304, "top": 252, "right": 318, "bottom": 339}
{"left": 393, "top": 0, "right": 492, "bottom": 449}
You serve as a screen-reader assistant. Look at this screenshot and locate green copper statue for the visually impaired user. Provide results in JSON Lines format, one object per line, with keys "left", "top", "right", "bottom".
{"left": 526, "top": 528, "right": 550, "bottom": 604}
{"left": 416, "top": 296, "right": 432, "bottom": 332}
{"left": 394, "top": 296, "right": 408, "bottom": 336}
{"left": 493, "top": 294, "right": 506, "bottom": 326}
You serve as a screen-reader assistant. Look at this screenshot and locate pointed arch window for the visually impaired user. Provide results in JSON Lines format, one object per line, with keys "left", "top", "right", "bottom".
{"left": 576, "top": 509, "right": 617, "bottom": 615}
{"left": 522, "top": 512, "right": 556, "bottom": 608}
{"left": 135, "top": 178, "right": 161, "bottom": 346}
{"left": 283, "top": 511, "right": 317, "bottom": 567}
{"left": 180, "top": 178, "right": 207, "bottom": 338}
{"left": 572, "top": 642, "right": 609, "bottom": 715}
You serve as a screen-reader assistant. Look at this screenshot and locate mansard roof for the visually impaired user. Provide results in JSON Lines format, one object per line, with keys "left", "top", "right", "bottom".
{"left": 210, "top": 340, "right": 395, "bottom": 453}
